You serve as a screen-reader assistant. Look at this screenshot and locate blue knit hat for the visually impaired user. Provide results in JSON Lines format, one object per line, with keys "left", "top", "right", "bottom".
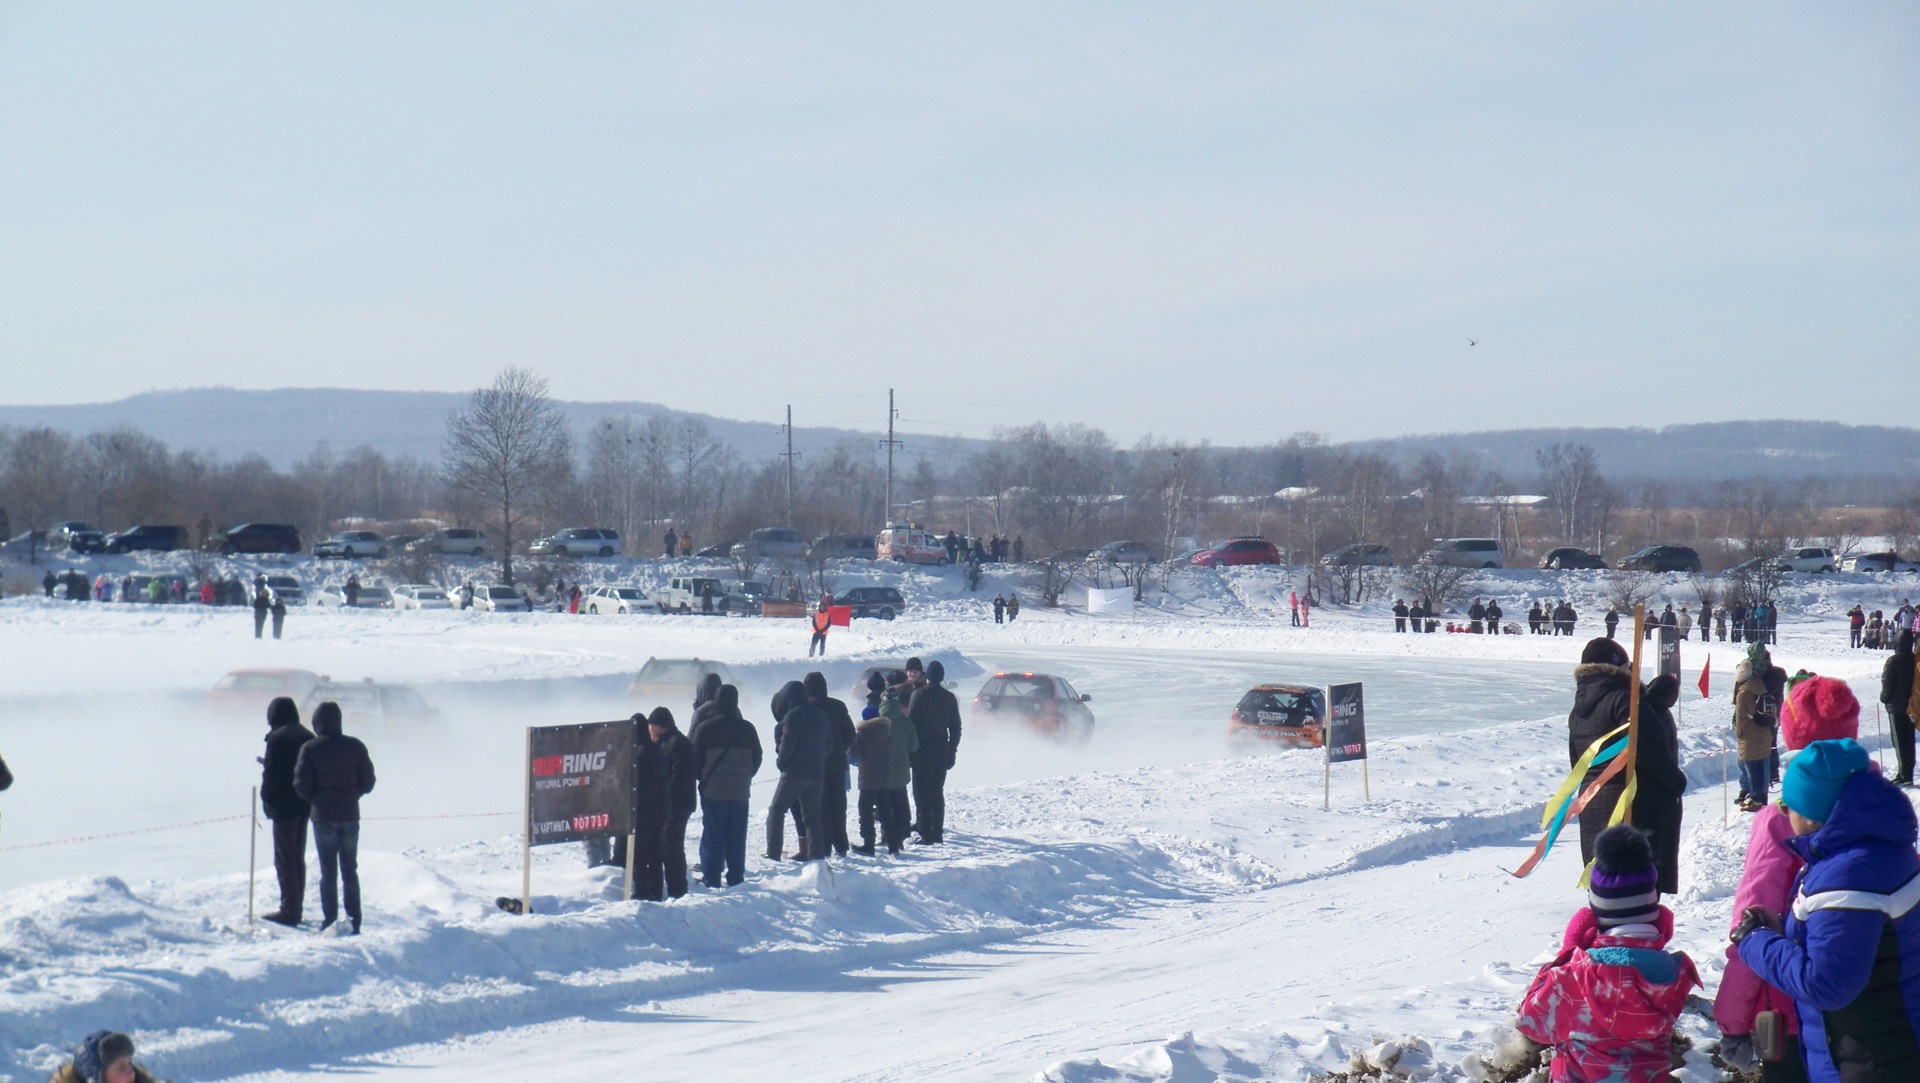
{"left": 1782, "top": 739, "right": 1871, "bottom": 823}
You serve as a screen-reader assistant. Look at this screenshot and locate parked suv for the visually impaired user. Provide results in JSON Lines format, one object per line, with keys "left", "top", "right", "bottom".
{"left": 407, "top": 528, "right": 487, "bottom": 557}
{"left": 1616, "top": 545, "right": 1702, "bottom": 573}
{"left": 1538, "top": 546, "right": 1606, "bottom": 571}
{"left": 105, "top": 524, "right": 188, "bottom": 554}
{"left": 1773, "top": 546, "right": 1837, "bottom": 574}
{"left": 222, "top": 523, "right": 302, "bottom": 554}
{"left": 52, "top": 521, "right": 107, "bottom": 553}
{"left": 1190, "top": 537, "right": 1281, "bottom": 568}
{"left": 531, "top": 527, "right": 621, "bottom": 558}
{"left": 1320, "top": 543, "right": 1394, "bottom": 567}
{"left": 731, "top": 527, "right": 807, "bottom": 564}
{"left": 1421, "top": 538, "right": 1504, "bottom": 569}
{"left": 313, "top": 531, "right": 387, "bottom": 559}
{"left": 1842, "top": 551, "right": 1920, "bottom": 574}
{"left": 833, "top": 586, "right": 905, "bottom": 620}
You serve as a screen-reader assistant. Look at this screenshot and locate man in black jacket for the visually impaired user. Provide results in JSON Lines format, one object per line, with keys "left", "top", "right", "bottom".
{"left": 1565, "top": 638, "right": 1687, "bottom": 893}
{"left": 692, "top": 684, "right": 761, "bottom": 886}
{"left": 292, "top": 701, "right": 376, "bottom": 933}
{"left": 1882, "top": 630, "right": 1916, "bottom": 785}
{"left": 647, "top": 707, "right": 698, "bottom": 898}
{"left": 259, "top": 697, "right": 315, "bottom": 927}
{"left": 804, "top": 671, "right": 856, "bottom": 857}
{"left": 628, "top": 716, "right": 671, "bottom": 900}
{"left": 766, "top": 681, "right": 827, "bottom": 861}
{"left": 908, "top": 660, "right": 963, "bottom": 843}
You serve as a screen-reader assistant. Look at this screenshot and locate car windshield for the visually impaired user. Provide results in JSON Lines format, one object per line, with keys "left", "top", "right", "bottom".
{"left": 1238, "top": 689, "right": 1324, "bottom": 723}
{"left": 985, "top": 676, "right": 1057, "bottom": 700}
{"left": 611, "top": 588, "right": 643, "bottom": 600}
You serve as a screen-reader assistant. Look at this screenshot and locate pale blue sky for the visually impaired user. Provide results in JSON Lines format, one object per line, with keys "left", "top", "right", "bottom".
{"left": 1, "top": 3, "right": 1913, "bottom": 443}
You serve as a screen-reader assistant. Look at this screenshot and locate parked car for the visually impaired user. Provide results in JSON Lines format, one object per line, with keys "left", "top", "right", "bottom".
{"left": 693, "top": 541, "right": 735, "bottom": 559}
{"left": 1539, "top": 547, "right": 1607, "bottom": 571}
{"left": 1320, "top": 543, "right": 1394, "bottom": 567}
{"left": 391, "top": 584, "right": 453, "bottom": 610}
{"left": 1616, "top": 545, "right": 1702, "bottom": 573}
{"left": 315, "top": 584, "right": 393, "bottom": 608}
{"left": 471, "top": 584, "right": 531, "bottom": 612}
{"left": 652, "top": 576, "right": 726, "bottom": 614}
{"left": 876, "top": 524, "right": 951, "bottom": 565}
{"left": 1, "top": 530, "right": 50, "bottom": 560}
{"left": 730, "top": 527, "right": 807, "bottom": 565}
{"left": 628, "top": 657, "right": 737, "bottom": 704}
{"left": 301, "top": 677, "right": 444, "bottom": 729}
{"left": 531, "top": 527, "right": 622, "bottom": 558}
{"left": 583, "top": 585, "right": 647, "bottom": 614}
{"left": 970, "top": 672, "right": 1094, "bottom": 742}
{"left": 52, "top": 521, "right": 107, "bottom": 554}
{"left": 809, "top": 532, "right": 878, "bottom": 562}
{"left": 313, "top": 531, "right": 387, "bottom": 559}
{"left": 1090, "top": 540, "right": 1155, "bottom": 565}
{"left": 721, "top": 579, "right": 771, "bottom": 615}
{"left": 1190, "top": 537, "right": 1281, "bottom": 568}
{"left": 832, "top": 586, "right": 905, "bottom": 620}
{"left": 1421, "top": 538, "right": 1504, "bottom": 569}
{"left": 1842, "top": 551, "right": 1920, "bottom": 574}
{"left": 207, "top": 667, "right": 322, "bottom": 715}
{"left": 105, "top": 524, "right": 187, "bottom": 554}
{"left": 1229, "top": 684, "right": 1326, "bottom": 747}
{"left": 264, "top": 574, "right": 307, "bottom": 606}
{"left": 222, "top": 523, "right": 302, "bottom": 555}
{"left": 407, "top": 528, "right": 487, "bottom": 557}
{"left": 1773, "top": 546, "right": 1837, "bottom": 574}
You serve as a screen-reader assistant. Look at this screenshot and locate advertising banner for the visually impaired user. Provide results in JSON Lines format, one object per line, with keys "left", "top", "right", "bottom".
{"left": 526, "top": 720, "right": 637, "bottom": 846}
{"left": 1087, "top": 587, "right": 1134, "bottom": 614}
{"left": 1326, "top": 682, "right": 1367, "bottom": 764}
{"left": 1657, "top": 624, "right": 1681, "bottom": 679}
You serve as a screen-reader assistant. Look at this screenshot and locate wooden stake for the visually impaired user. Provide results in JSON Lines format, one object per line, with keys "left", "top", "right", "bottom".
{"left": 247, "top": 786, "right": 258, "bottom": 928}
{"left": 521, "top": 726, "right": 533, "bottom": 916}
{"left": 1624, "top": 605, "right": 1645, "bottom": 826}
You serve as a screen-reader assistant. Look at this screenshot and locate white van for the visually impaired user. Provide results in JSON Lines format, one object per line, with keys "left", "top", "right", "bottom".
{"left": 1423, "top": 538, "right": 1504, "bottom": 569}
{"left": 876, "top": 524, "right": 949, "bottom": 565}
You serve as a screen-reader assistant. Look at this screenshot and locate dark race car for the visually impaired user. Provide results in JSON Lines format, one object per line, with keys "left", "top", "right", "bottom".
{"left": 970, "top": 671, "right": 1094, "bottom": 742}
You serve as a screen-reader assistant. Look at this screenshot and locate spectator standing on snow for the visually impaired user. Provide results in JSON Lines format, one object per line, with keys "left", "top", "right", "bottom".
{"left": 766, "top": 681, "right": 827, "bottom": 861}
{"left": 992, "top": 594, "right": 1006, "bottom": 623}
{"left": 252, "top": 584, "right": 271, "bottom": 639}
{"left": 1676, "top": 606, "right": 1693, "bottom": 641}
{"left": 808, "top": 605, "right": 831, "bottom": 658}
{"left": 1604, "top": 608, "right": 1620, "bottom": 641}
{"left": 692, "top": 684, "right": 760, "bottom": 887}
{"left": 1516, "top": 824, "right": 1700, "bottom": 1083}
{"left": 1848, "top": 605, "right": 1865, "bottom": 649}
{"left": 1013, "top": 536, "right": 1025, "bottom": 563}
{"left": 270, "top": 591, "right": 287, "bottom": 639}
{"left": 1487, "top": 599, "right": 1504, "bottom": 635}
{"left": 1736, "top": 737, "right": 1920, "bottom": 1083}
{"left": 50, "top": 1030, "right": 156, "bottom": 1083}
{"left": 1732, "top": 656, "right": 1781, "bottom": 812}
{"left": 1468, "top": 597, "right": 1487, "bottom": 634}
{"left": 625, "top": 717, "right": 671, "bottom": 901}
{"left": 1006, "top": 593, "right": 1020, "bottom": 622}
{"left": 344, "top": 575, "right": 360, "bottom": 608}
{"left": 459, "top": 580, "right": 474, "bottom": 610}
{"left": 701, "top": 580, "right": 714, "bottom": 615}
{"left": 1566, "top": 638, "right": 1687, "bottom": 892}
{"left": 1882, "top": 631, "right": 1916, "bottom": 786}
{"left": 1716, "top": 607, "right": 1728, "bottom": 641}
{"left": 663, "top": 528, "right": 677, "bottom": 559}
{"left": 259, "top": 696, "right": 315, "bottom": 927}
{"left": 943, "top": 531, "right": 960, "bottom": 564}
{"left": 1393, "top": 598, "right": 1408, "bottom": 633}
{"left": 647, "top": 707, "right": 697, "bottom": 899}
{"left": 569, "top": 583, "right": 582, "bottom": 614}
{"left": 1288, "top": 590, "right": 1300, "bottom": 627}
{"left": 805, "top": 671, "right": 856, "bottom": 857}
{"left": 853, "top": 672, "right": 901, "bottom": 855}
{"left": 292, "top": 701, "right": 376, "bottom": 934}
{"left": 882, "top": 669, "right": 918, "bottom": 848}
{"left": 42, "top": 569, "right": 56, "bottom": 597}
{"left": 909, "top": 660, "right": 963, "bottom": 844}
{"left": 1699, "top": 600, "right": 1713, "bottom": 643}
{"left": 680, "top": 532, "right": 693, "bottom": 558}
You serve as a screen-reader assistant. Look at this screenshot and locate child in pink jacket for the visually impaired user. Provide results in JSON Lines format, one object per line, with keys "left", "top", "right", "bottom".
{"left": 1712, "top": 675, "right": 1860, "bottom": 1077}
{"left": 1517, "top": 824, "right": 1701, "bottom": 1083}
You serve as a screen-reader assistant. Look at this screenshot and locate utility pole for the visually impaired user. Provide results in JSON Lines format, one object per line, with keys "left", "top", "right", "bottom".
{"left": 781, "top": 405, "right": 800, "bottom": 527}
{"left": 880, "top": 389, "right": 902, "bottom": 526}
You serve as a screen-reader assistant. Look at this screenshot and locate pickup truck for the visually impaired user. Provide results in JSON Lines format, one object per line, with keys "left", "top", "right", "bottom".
{"left": 651, "top": 576, "right": 725, "bottom": 614}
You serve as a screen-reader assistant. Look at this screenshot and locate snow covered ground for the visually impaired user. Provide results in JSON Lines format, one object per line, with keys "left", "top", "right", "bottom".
{"left": 0, "top": 553, "right": 1911, "bottom": 1081}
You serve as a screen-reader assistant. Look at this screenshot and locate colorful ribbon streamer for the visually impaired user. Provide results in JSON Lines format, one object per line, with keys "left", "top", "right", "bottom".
{"left": 1507, "top": 723, "right": 1632, "bottom": 879}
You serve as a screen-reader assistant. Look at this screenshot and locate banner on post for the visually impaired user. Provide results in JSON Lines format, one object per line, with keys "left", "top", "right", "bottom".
{"left": 1325, "top": 682, "right": 1368, "bottom": 764}
{"left": 526, "top": 720, "right": 638, "bottom": 846}
{"left": 1087, "top": 587, "right": 1134, "bottom": 614}
{"left": 1657, "top": 625, "right": 1681, "bottom": 679}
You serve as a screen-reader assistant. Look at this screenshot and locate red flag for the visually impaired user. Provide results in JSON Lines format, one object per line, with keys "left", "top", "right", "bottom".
{"left": 1697, "top": 655, "right": 1711, "bottom": 699}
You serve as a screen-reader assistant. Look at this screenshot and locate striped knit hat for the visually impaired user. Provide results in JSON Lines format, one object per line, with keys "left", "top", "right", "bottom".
{"left": 1588, "top": 825, "right": 1660, "bottom": 928}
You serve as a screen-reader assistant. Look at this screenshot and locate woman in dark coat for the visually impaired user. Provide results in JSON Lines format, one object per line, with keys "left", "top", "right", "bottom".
{"left": 1566, "top": 638, "right": 1688, "bottom": 893}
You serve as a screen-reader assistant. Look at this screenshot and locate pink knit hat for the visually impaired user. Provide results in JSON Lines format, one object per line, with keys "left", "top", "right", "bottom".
{"left": 1783, "top": 676, "right": 1859, "bottom": 750}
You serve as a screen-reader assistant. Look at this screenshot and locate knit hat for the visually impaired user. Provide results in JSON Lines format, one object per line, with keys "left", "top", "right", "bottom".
{"left": 266, "top": 696, "right": 300, "bottom": 730}
{"left": 925, "top": 660, "right": 945, "bottom": 683}
{"left": 1587, "top": 825, "right": 1660, "bottom": 928}
{"left": 646, "top": 706, "right": 676, "bottom": 731}
{"left": 74, "top": 1030, "right": 134, "bottom": 1083}
{"left": 1580, "top": 638, "right": 1627, "bottom": 666}
{"left": 905, "top": 656, "right": 924, "bottom": 675}
{"left": 866, "top": 670, "right": 887, "bottom": 693}
{"left": 1782, "top": 738, "right": 1870, "bottom": 823}
{"left": 1782, "top": 676, "right": 1859, "bottom": 750}
{"left": 1744, "top": 639, "right": 1771, "bottom": 673}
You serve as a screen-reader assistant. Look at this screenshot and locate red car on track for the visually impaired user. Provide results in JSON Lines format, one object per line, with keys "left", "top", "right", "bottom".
{"left": 1228, "top": 684, "right": 1325, "bottom": 747}
{"left": 971, "top": 672, "right": 1095, "bottom": 742}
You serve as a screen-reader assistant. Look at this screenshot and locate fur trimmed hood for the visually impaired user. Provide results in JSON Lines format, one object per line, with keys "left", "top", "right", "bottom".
{"left": 1575, "top": 662, "right": 1633, "bottom": 684}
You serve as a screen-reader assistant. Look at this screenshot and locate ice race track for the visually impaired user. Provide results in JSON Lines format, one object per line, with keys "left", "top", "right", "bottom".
{"left": 0, "top": 560, "right": 1911, "bottom": 1082}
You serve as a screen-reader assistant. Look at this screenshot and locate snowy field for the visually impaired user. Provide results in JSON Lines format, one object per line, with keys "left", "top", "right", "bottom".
{"left": 1, "top": 553, "right": 1914, "bottom": 1081}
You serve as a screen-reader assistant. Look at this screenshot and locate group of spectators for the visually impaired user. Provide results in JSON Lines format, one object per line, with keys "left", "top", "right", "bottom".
{"left": 1848, "top": 600, "right": 1915, "bottom": 650}
{"left": 1517, "top": 634, "right": 1920, "bottom": 1083}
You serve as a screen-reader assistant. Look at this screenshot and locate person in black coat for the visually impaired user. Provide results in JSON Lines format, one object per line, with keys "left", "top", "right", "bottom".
{"left": 646, "top": 707, "right": 698, "bottom": 898}
{"left": 766, "top": 681, "right": 828, "bottom": 860}
{"left": 908, "top": 660, "right": 964, "bottom": 843}
{"left": 1881, "top": 630, "right": 1916, "bottom": 785}
{"left": 252, "top": 585, "right": 271, "bottom": 638}
{"left": 625, "top": 716, "right": 671, "bottom": 900}
{"left": 292, "top": 701, "right": 376, "bottom": 933}
{"left": 803, "top": 671, "right": 857, "bottom": 857}
{"left": 1485, "top": 599, "right": 1503, "bottom": 635}
{"left": 1565, "top": 638, "right": 1687, "bottom": 894}
{"left": 1392, "top": 599, "right": 1408, "bottom": 633}
{"left": 258, "top": 697, "right": 315, "bottom": 926}
{"left": 692, "top": 684, "right": 761, "bottom": 886}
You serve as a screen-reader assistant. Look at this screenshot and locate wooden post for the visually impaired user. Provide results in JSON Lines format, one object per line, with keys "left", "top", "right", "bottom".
{"left": 1323, "top": 735, "right": 1331, "bottom": 812}
{"left": 1362, "top": 755, "right": 1371, "bottom": 803}
{"left": 1624, "top": 604, "right": 1645, "bottom": 826}
{"left": 247, "top": 786, "right": 258, "bottom": 927}
{"left": 520, "top": 726, "right": 533, "bottom": 916}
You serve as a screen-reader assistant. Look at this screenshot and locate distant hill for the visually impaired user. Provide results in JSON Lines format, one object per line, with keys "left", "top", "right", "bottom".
{"left": 0, "top": 389, "right": 1914, "bottom": 484}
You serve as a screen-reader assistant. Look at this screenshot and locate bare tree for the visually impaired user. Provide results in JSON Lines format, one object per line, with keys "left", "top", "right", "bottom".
{"left": 1536, "top": 443, "right": 1607, "bottom": 549}
{"left": 1397, "top": 559, "right": 1475, "bottom": 614}
{"left": 441, "top": 368, "right": 573, "bottom": 586}
{"left": 1885, "top": 492, "right": 1920, "bottom": 557}
{"left": 1604, "top": 569, "right": 1661, "bottom": 613}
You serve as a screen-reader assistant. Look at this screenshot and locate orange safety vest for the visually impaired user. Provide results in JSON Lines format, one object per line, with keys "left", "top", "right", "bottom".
{"left": 813, "top": 610, "right": 831, "bottom": 633}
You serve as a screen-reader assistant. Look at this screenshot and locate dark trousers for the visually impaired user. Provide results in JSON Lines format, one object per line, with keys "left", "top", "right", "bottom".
{"left": 1764, "top": 1035, "right": 1810, "bottom": 1083}
{"left": 1850, "top": 627, "right": 1862, "bottom": 647}
{"left": 859, "top": 788, "right": 904, "bottom": 851}
{"left": 631, "top": 820, "right": 666, "bottom": 901}
{"left": 271, "top": 613, "right": 284, "bottom": 639}
{"left": 911, "top": 759, "right": 949, "bottom": 841}
{"left": 1891, "top": 709, "right": 1916, "bottom": 782}
{"left": 1739, "top": 759, "right": 1771, "bottom": 804}
{"left": 698, "top": 799, "right": 749, "bottom": 886}
{"left": 821, "top": 773, "right": 850, "bottom": 855}
{"left": 1393, "top": 618, "right": 1405, "bottom": 632}
{"left": 660, "top": 810, "right": 692, "bottom": 898}
{"left": 271, "top": 814, "right": 308, "bottom": 918}
{"left": 312, "top": 819, "right": 361, "bottom": 930}
{"left": 766, "top": 777, "right": 823, "bottom": 859}
{"left": 253, "top": 610, "right": 267, "bottom": 638}
{"left": 887, "top": 788, "right": 911, "bottom": 843}
{"left": 809, "top": 631, "right": 827, "bottom": 657}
